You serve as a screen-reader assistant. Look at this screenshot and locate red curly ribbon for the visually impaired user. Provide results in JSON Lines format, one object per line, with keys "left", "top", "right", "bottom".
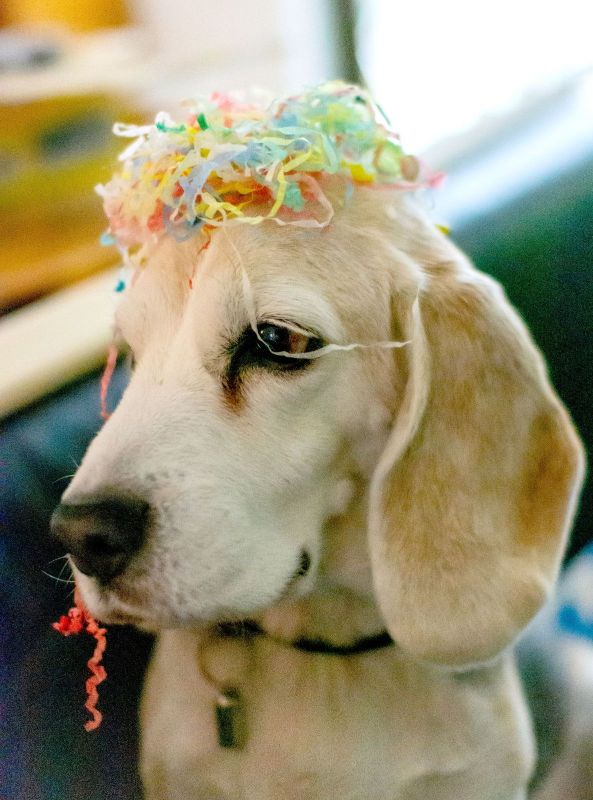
{"left": 52, "top": 590, "right": 107, "bottom": 731}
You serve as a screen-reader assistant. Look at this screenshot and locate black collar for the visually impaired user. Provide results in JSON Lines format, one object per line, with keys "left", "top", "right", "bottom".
{"left": 215, "top": 619, "right": 394, "bottom": 656}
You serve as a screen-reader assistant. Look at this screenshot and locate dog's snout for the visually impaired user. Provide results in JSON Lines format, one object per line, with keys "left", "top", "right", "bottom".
{"left": 51, "top": 495, "right": 149, "bottom": 583}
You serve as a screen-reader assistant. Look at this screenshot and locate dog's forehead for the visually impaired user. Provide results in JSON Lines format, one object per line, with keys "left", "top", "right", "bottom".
{"left": 196, "top": 225, "right": 350, "bottom": 340}
{"left": 114, "top": 191, "right": 423, "bottom": 349}
{"left": 114, "top": 237, "right": 193, "bottom": 346}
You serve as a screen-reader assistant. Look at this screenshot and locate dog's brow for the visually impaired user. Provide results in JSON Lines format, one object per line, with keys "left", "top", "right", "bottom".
{"left": 247, "top": 287, "right": 344, "bottom": 344}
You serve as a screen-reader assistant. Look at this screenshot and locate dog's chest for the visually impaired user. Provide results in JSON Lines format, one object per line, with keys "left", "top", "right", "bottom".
{"left": 140, "top": 631, "right": 533, "bottom": 800}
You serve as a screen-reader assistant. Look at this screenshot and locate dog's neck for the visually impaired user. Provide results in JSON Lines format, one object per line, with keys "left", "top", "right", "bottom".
{"left": 197, "top": 471, "right": 391, "bottom": 750}
{"left": 258, "top": 472, "right": 387, "bottom": 649}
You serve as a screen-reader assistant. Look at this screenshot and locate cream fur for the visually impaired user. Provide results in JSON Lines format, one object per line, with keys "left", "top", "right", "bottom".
{"left": 63, "top": 189, "right": 585, "bottom": 799}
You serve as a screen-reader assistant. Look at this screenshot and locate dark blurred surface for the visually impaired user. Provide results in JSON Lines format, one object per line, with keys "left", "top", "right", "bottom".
{"left": 0, "top": 367, "right": 153, "bottom": 800}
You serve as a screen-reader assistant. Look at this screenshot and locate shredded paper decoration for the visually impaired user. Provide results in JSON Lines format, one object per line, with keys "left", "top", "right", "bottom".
{"left": 97, "top": 81, "right": 442, "bottom": 261}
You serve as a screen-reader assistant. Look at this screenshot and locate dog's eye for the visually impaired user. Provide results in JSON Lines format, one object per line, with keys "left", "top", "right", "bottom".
{"left": 257, "top": 324, "right": 319, "bottom": 357}
{"left": 226, "top": 323, "right": 323, "bottom": 386}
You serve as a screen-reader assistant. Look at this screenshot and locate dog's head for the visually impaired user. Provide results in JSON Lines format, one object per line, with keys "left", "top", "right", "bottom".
{"left": 53, "top": 189, "right": 584, "bottom": 666}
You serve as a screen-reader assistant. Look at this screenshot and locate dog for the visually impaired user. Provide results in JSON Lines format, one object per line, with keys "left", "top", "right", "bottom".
{"left": 52, "top": 170, "right": 585, "bottom": 796}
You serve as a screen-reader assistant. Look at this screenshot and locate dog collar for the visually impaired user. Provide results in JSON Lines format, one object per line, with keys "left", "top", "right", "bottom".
{"left": 211, "top": 620, "right": 394, "bottom": 749}
{"left": 216, "top": 619, "right": 394, "bottom": 656}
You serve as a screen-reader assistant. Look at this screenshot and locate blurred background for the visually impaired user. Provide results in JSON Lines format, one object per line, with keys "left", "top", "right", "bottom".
{"left": 1, "top": 2, "right": 591, "bottom": 798}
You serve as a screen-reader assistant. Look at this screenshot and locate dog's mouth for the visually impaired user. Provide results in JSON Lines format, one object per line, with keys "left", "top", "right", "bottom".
{"left": 74, "top": 547, "right": 313, "bottom": 630}
{"left": 286, "top": 548, "right": 312, "bottom": 585}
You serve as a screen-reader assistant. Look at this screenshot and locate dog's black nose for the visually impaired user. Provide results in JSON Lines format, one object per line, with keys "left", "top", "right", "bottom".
{"left": 51, "top": 495, "right": 149, "bottom": 583}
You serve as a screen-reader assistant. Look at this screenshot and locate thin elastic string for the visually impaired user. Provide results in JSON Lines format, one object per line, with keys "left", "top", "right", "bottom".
{"left": 100, "top": 343, "right": 119, "bottom": 420}
{"left": 222, "top": 227, "right": 415, "bottom": 360}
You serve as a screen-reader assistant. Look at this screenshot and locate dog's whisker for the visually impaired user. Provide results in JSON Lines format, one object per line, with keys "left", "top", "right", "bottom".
{"left": 45, "top": 554, "right": 68, "bottom": 574}
{"left": 46, "top": 554, "right": 70, "bottom": 567}
{"left": 41, "top": 569, "right": 75, "bottom": 586}
{"left": 42, "top": 556, "right": 74, "bottom": 587}
{"left": 53, "top": 472, "right": 76, "bottom": 484}
{"left": 56, "top": 559, "right": 72, "bottom": 583}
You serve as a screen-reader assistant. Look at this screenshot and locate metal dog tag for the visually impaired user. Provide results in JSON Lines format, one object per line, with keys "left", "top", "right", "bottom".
{"left": 215, "top": 688, "right": 246, "bottom": 749}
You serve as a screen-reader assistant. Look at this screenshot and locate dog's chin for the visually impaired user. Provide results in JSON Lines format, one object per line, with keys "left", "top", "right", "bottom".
{"left": 72, "top": 546, "right": 315, "bottom": 630}
{"left": 74, "top": 579, "right": 210, "bottom": 631}
{"left": 73, "top": 567, "right": 313, "bottom": 633}
{"left": 71, "top": 570, "right": 184, "bottom": 629}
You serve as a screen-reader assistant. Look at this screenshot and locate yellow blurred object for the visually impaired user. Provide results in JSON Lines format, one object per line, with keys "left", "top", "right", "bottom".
{"left": 3, "top": 0, "right": 130, "bottom": 32}
{"left": 0, "top": 92, "right": 137, "bottom": 309}
{"left": 1, "top": 94, "right": 117, "bottom": 213}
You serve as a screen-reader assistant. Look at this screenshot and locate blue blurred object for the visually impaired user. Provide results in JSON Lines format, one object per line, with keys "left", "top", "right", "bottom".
{"left": 0, "top": 30, "right": 61, "bottom": 72}
{"left": 432, "top": 76, "right": 593, "bottom": 229}
{"left": 557, "top": 544, "right": 593, "bottom": 642}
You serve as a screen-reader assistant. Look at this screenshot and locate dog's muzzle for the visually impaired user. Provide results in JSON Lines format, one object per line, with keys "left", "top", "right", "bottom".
{"left": 51, "top": 494, "right": 149, "bottom": 584}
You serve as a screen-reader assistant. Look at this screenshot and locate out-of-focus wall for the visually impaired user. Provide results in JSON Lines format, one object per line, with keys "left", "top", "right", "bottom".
{"left": 0, "top": 0, "right": 336, "bottom": 311}
{"left": 132, "top": 0, "right": 334, "bottom": 103}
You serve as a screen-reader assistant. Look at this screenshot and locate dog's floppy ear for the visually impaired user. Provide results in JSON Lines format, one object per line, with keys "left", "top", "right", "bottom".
{"left": 368, "top": 253, "right": 585, "bottom": 667}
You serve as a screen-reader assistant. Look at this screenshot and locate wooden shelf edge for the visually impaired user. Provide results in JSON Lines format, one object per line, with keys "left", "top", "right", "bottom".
{"left": 0, "top": 268, "right": 120, "bottom": 419}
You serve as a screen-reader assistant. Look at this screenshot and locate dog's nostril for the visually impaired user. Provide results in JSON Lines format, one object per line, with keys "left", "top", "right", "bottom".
{"left": 297, "top": 549, "right": 311, "bottom": 577}
{"left": 50, "top": 495, "right": 149, "bottom": 584}
{"left": 86, "top": 533, "right": 121, "bottom": 557}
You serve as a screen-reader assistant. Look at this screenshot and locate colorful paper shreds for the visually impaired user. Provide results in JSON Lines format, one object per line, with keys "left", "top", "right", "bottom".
{"left": 97, "top": 81, "right": 443, "bottom": 256}
{"left": 53, "top": 590, "right": 107, "bottom": 732}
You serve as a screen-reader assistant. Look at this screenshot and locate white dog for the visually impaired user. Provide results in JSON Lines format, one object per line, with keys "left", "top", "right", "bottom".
{"left": 53, "top": 179, "right": 584, "bottom": 799}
